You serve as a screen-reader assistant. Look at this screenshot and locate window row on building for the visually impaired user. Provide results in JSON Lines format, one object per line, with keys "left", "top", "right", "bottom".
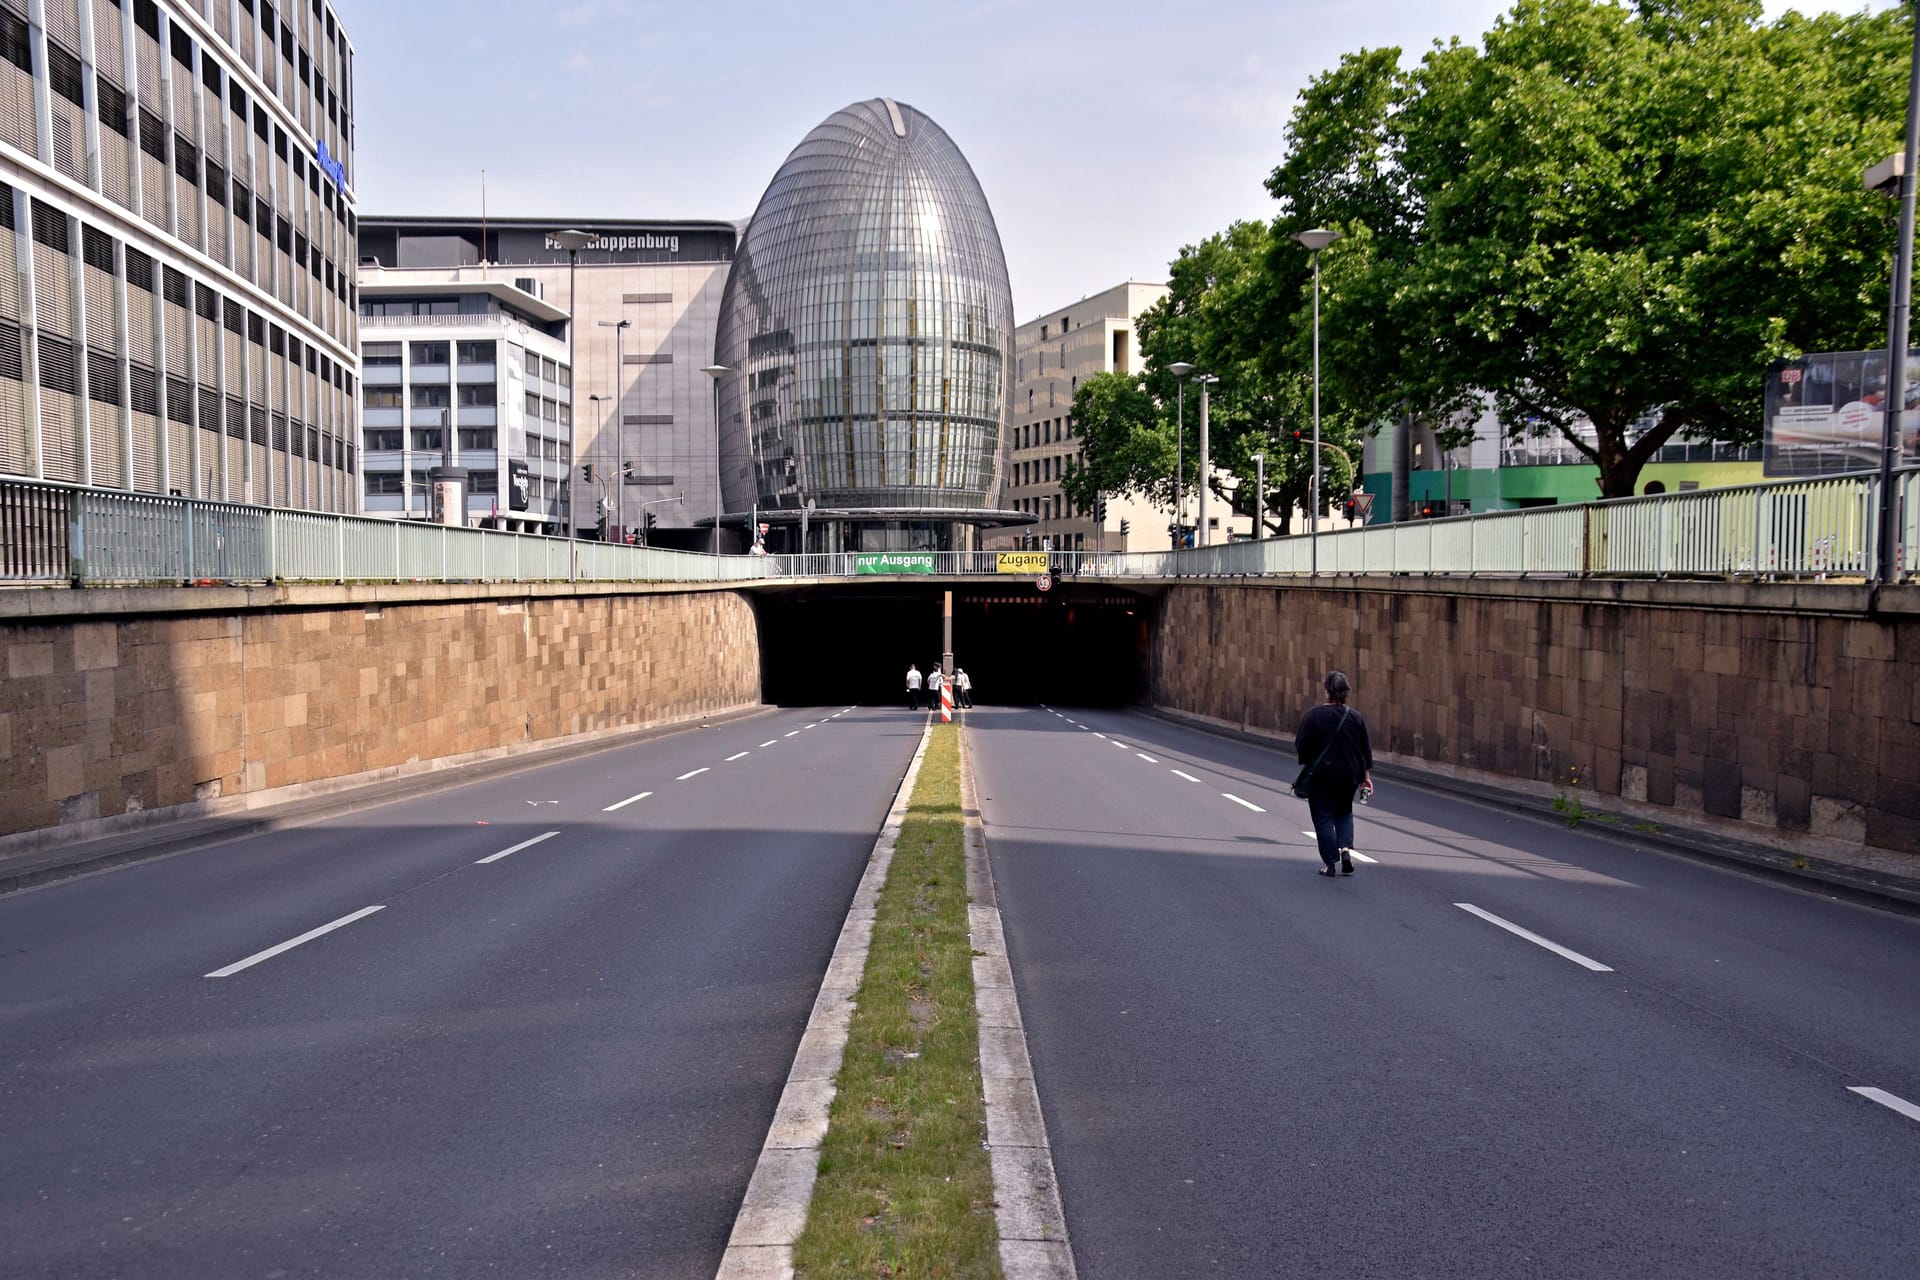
{"left": 0, "top": 180, "right": 356, "bottom": 507}
{"left": 0, "top": 0, "right": 357, "bottom": 356}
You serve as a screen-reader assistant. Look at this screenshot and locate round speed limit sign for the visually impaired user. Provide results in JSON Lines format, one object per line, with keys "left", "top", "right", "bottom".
{"left": 1037, "top": 574, "right": 1052, "bottom": 592}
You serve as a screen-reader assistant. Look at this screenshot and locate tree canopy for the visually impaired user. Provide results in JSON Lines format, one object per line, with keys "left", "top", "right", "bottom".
{"left": 1265, "top": 0, "right": 1912, "bottom": 498}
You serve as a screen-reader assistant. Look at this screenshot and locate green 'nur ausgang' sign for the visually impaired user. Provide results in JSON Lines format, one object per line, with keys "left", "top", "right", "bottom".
{"left": 854, "top": 553, "right": 936, "bottom": 575}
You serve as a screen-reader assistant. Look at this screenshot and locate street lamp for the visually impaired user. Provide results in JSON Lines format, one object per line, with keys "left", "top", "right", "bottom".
{"left": 550, "top": 229, "right": 594, "bottom": 534}
{"left": 1294, "top": 227, "right": 1341, "bottom": 575}
{"left": 1196, "top": 373, "right": 1219, "bottom": 546}
{"left": 702, "top": 363, "right": 730, "bottom": 554}
{"left": 1865, "top": 14, "right": 1920, "bottom": 584}
{"left": 587, "top": 392, "right": 612, "bottom": 538}
{"left": 597, "top": 319, "right": 630, "bottom": 537}
{"left": 1169, "top": 361, "right": 1193, "bottom": 547}
{"left": 1250, "top": 451, "right": 1264, "bottom": 541}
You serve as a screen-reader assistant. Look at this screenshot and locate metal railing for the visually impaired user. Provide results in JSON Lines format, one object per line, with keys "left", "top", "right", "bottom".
{"left": 1, "top": 469, "right": 1914, "bottom": 588}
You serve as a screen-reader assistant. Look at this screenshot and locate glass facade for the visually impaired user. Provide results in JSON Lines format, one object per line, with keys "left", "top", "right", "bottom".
{"left": 714, "top": 98, "right": 1017, "bottom": 551}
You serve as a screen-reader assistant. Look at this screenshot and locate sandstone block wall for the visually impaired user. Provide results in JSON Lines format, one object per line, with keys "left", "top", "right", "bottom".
{"left": 1152, "top": 581, "right": 1920, "bottom": 856}
{"left": 0, "top": 586, "right": 763, "bottom": 843}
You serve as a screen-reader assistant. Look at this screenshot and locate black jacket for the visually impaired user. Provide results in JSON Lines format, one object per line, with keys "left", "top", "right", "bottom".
{"left": 1294, "top": 702, "right": 1373, "bottom": 806}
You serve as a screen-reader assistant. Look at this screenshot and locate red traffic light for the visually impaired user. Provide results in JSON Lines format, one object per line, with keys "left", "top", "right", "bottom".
{"left": 1421, "top": 503, "right": 1434, "bottom": 518}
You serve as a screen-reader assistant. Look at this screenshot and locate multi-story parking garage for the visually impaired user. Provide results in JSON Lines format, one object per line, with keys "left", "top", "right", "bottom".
{"left": 0, "top": 0, "right": 358, "bottom": 509}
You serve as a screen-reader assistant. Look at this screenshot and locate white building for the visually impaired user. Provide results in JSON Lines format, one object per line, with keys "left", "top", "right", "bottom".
{"left": 993, "top": 281, "right": 1172, "bottom": 552}
{"left": 0, "top": 0, "right": 359, "bottom": 509}
{"left": 354, "top": 279, "right": 570, "bottom": 530}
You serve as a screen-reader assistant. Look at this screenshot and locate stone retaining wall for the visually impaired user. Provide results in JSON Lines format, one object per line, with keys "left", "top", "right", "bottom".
{"left": 1152, "top": 580, "right": 1920, "bottom": 857}
{"left": 0, "top": 585, "right": 762, "bottom": 844}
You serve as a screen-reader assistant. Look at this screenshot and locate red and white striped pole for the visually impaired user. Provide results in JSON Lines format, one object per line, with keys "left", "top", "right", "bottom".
{"left": 940, "top": 679, "right": 953, "bottom": 723}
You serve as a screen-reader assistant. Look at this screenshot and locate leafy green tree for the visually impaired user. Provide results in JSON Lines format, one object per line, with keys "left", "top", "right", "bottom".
{"left": 1265, "top": 0, "right": 1911, "bottom": 499}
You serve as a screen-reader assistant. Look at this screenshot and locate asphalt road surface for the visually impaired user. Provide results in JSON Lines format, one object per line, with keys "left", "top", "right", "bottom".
{"left": 0, "top": 706, "right": 920, "bottom": 1279}
{"left": 970, "top": 705, "right": 1920, "bottom": 1280}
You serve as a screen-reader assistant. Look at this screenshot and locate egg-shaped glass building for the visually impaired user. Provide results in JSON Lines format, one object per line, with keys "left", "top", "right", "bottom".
{"left": 713, "top": 98, "right": 1026, "bottom": 552}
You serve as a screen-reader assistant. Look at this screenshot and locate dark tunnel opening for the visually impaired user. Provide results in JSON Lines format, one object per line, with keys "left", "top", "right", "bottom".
{"left": 754, "top": 583, "right": 1155, "bottom": 708}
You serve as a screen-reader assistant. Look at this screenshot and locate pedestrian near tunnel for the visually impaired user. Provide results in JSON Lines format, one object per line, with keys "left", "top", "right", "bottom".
{"left": 1294, "top": 670, "right": 1374, "bottom": 877}
{"left": 927, "top": 666, "right": 944, "bottom": 708}
{"left": 955, "top": 667, "right": 972, "bottom": 708}
{"left": 906, "top": 663, "right": 922, "bottom": 710}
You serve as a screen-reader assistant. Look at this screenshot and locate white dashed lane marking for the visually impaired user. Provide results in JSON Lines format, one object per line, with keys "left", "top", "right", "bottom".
{"left": 1455, "top": 903, "right": 1612, "bottom": 972}
{"left": 1299, "top": 832, "right": 1378, "bottom": 863}
{"left": 1135, "top": 753, "right": 1158, "bottom": 764}
{"left": 605, "top": 792, "right": 652, "bottom": 812}
{"left": 1850, "top": 1087, "right": 1920, "bottom": 1125}
{"left": 677, "top": 768, "right": 710, "bottom": 781}
{"left": 477, "top": 831, "right": 560, "bottom": 864}
{"left": 785, "top": 731, "right": 800, "bottom": 738}
{"left": 760, "top": 740, "right": 778, "bottom": 747}
{"left": 1171, "top": 770, "right": 1200, "bottom": 782}
{"left": 1222, "top": 793, "right": 1266, "bottom": 813}
{"left": 205, "top": 906, "right": 385, "bottom": 978}
{"left": 725, "top": 752, "right": 749, "bottom": 762}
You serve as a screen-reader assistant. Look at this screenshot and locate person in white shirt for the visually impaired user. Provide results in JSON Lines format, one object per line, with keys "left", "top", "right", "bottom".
{"left": 927, "top": 667, "right": 944, "bottom": 707}
{"left": 955, "top": 668, "right": 972, "bottom": 708}
{"left": 906, "top": 663, "right": 922, "bottom": 709}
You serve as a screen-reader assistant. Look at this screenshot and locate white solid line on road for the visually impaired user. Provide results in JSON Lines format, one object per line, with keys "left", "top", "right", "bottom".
{"left": 760, "top": 740, "right": 778, "bottom": 747}
{"left": 605, "top": 791, "right": 654, "bottom": 812}
{"left": 1172, "top": 769, "right": 1200, "bottom": 782}
{"left": 1849, "top": 1087, "right": 1920, "bottom": 1124}
{"left": 1455, "top": 903, "right": 1613, "bottom": 972}
{"left": 785, "top": 731, "right": 800, "bottom": 738}
{"left": 1136, "top": 752, "right": 1159, "bottom": 763}
{"left": 477, "top": 831, "right": 561, "bottom": 863}
{"left": 205, "top": 905, "right": 385, "bottom": 978}
{"left": 1222, "top": 793, "right": 1266, "bottom": 813}
{"left": 677, "top": 767, "right": 710, "bottom": 780}
{"left": 725, "top": 751, "right": 750, "bottom": 762}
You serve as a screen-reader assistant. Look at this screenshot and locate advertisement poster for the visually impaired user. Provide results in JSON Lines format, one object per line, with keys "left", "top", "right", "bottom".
{"left": 1763, "top": 349, "right": 1920, "bottom": 477}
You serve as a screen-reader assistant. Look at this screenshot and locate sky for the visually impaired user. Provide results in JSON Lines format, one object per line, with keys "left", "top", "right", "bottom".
{"left": 334, "top": 0, "right": 1886, "bottom": 323}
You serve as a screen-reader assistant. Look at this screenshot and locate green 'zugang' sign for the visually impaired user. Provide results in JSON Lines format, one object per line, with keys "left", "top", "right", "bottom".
{"left": 854, "top": 553, "right": 936, "bottom": 575}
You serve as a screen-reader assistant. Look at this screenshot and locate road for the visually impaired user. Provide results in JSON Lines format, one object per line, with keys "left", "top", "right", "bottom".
{"left": 970, "top": 705, "right": 1920, "bottom": 1279}
{"left": 0, "top": 706, "right": 920, "bottom": 1279}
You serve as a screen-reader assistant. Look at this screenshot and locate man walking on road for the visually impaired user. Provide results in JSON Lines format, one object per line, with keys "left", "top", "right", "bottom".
{"left": 927, "top": 665, "right": 944, "bottom": 709}
{"left": 955, "top": 668, "right": 972, "bottom": 708}
{"left": 1294, "top": 670, "right": 1373, "bottom": 876}
{"left": 906, "top": 663, "right": 922, "bottom": 710}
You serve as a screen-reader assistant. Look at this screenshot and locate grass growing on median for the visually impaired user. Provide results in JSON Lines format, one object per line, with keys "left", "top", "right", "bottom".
{"left": 793, "top": 722, "right": 1002, "bottom": 1279}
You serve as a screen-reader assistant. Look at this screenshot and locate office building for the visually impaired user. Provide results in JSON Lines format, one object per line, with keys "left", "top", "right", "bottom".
{"left": 357, "top": 217, "right": 735, "bottom": 541}
{"left": 711, "top": 98, "right": 1025, "bottom": 553}
{"left": 0, "top": 0, "right": 359, "bottom": 509}
{"left": 995, "top": 281, "right": 1170, "bottom": 552}
{"left": 355, "top": 276, "right": 569, "bottom": 529}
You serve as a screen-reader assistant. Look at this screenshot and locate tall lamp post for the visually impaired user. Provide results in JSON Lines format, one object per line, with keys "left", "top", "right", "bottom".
{"left": 1250, "top": 451, "right": 1265, "bottom": 540}
{"left": 591, "top": 320, "right": 629, "bottom": 541}
{"left": 1168, "top": 361, "right": 1193, "bottom": 547}
{"left": 1294, "top": 227, "right": 1340, "bottom": 575}
{"left": 1867, "top": 10, "right": 1920, "bottom": 584}
{"left": 550, "top": 230, "right": 594, "bottom": 537}
{"left": 1196, "top": 373, "right": 1219, "bottom": 546}
{"left": 587, "top": 392, "right": 611, "bottom": 537}
{"left": 702, "top": 363, "right": 730, "bottom": 554}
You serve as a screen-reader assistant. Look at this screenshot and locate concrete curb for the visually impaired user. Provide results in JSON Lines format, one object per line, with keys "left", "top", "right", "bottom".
{"left": 714, "top": 717, "right": 936, "bottom": 1280}
{"left": 0, "top": 703, "right": 773, "bottom": 899}
{"left": 1143, "top": 704, "right": 1920, "bottom": 916}
{"left": 960, "top": 722, "right": 1077, "bottom": 1279}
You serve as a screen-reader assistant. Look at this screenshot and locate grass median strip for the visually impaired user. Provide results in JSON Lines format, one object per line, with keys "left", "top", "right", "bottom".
{"left": 793, "top": 721, "right": 1002, "bottom": 1278}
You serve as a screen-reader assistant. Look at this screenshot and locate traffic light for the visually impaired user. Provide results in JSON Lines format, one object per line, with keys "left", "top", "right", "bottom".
{"left": 1344, "top": 496, "right": 1357, "bottom": 521}
{"left": 1095, "top": 497, "right": 1108, "bottom": 523}
{"left": 1118, "top": 518, "right": 1130, "bottom": 537}
{"left": 580, "top": 463, "right": 595, "bottom": 483}
{"left": 1289, "top": 428, "right": 1304, "bottom": 451}
{"left": 1421, "top": 502, "right": 1435, "bottom": 519}
{"left": 622, "top": 461, "right": 634, "bottom": 481}
{"left": 644, "top": 511, "right": 657, "bottom": 533}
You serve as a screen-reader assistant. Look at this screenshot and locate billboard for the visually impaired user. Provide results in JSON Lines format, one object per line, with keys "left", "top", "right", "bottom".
{"left": 1764, "top": 349, "right": 1920, "bottom": 477}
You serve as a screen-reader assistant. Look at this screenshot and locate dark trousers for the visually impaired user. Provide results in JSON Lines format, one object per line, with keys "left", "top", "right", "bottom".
{"left": 1306, "top": 793, "right": 1355, "bottom": 869}
{"left": 907, "top": 688, "right": 919, "bottom": 710}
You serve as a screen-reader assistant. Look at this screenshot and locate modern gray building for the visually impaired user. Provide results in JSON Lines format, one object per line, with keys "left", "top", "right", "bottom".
{"left": 0, "top": 0, "right": 359, "bottom": 509}
{"left": 357, "top": 217, "right": 736, "bottom": 542}
{"left": 711, "top": 98, "right": 1026, "bottom": 552}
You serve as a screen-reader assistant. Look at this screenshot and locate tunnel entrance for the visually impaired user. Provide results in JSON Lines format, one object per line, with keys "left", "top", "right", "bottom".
{"left": 754, "top": 582, "right": 1155, "bottom": 707}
